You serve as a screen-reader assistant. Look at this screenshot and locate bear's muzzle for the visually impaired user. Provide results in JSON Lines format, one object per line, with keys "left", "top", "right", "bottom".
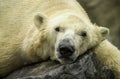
{"left": 57, "top": 39, "right": 75, "bottom": 57}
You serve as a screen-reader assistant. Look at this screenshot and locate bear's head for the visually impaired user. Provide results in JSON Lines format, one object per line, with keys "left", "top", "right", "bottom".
{"left": 34, "top": 13, "right": 109, "bottom": 64}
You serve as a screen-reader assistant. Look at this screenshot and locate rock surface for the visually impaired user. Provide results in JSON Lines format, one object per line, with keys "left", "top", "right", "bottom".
{"left": 4, "top": 52, "right": 115, "bottom": 79}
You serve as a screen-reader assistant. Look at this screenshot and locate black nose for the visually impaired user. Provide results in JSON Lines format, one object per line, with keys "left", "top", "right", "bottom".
{"left": 59, "top": 45, "right": 75, "bottom": 57}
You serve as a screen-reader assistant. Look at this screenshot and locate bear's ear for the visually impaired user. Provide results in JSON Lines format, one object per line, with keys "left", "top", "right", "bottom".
{"left": 34, "top": 14, "right": 47, "bottom": 28}
{"left": 99, "top": 27, "right": 109, "bottom": 39}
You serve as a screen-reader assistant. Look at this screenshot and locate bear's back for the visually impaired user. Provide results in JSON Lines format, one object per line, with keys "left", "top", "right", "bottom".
{"left": 0, "top": 0, "right": 90, "bottom": 29}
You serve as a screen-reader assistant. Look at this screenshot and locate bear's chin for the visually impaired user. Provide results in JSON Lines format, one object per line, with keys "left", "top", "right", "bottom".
{"left": 58, "top": 56, "right": 75, "bottom": 64}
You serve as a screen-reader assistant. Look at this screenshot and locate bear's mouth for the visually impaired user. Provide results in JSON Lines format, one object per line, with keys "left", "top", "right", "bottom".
{"left": 58, "top": 56, "right": 75, "bottom": 64}
{"left": 57, "top": 47, "right": 75, "bottom": 64}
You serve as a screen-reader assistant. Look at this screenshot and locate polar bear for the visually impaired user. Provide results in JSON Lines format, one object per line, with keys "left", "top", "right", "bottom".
{"left": 0, "top": 0, "right": 118, "bottom": 78}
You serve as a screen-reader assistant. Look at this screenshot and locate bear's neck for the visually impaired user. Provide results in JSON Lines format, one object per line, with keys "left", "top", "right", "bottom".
{"left": 22, "top": 26, "right": 52, "bottom": 63}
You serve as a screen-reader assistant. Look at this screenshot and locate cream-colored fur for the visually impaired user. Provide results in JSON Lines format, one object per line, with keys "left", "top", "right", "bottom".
{"left": 92, "top": 40, "right": 120, "bottom": 79}
{"left": 0, "top": 0, "right": 112, "bottom": 77}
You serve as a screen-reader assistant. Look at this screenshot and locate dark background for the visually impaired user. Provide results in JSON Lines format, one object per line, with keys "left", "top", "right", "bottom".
{"left": 78, "top": 0, "right": 120, "bottom": 48}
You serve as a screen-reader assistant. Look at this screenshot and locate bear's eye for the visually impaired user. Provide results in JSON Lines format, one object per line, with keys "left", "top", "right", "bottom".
{"left": 81, "top": 31, "right": 87, "bottom": 37}
{"left": 55, "top": 26, "right": 60, "bottom": 32}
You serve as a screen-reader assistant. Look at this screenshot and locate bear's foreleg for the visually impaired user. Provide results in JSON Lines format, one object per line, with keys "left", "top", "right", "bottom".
{"left": 92, "top": 40, "right": 120, "bottom": 79}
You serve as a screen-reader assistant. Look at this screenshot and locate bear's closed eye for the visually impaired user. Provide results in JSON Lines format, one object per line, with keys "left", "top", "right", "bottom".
{"left": 81, "top": 31, "right": 87, "bottom": 37}
{"left": 55, "top": 26, "right": 64, "bottom": 32}
{"left": 55, "top": 26, "right": 60, "bottom": 32}
{"left": 77, "top": 31, "right": 87, "bottom": 37}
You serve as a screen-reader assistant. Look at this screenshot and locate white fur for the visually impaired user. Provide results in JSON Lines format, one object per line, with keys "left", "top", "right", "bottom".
{"left": 0, "top": 0, "right": 114, "bottom": 78}
{"left": 92, "top": 40, "right": 120, "bottom": 79}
